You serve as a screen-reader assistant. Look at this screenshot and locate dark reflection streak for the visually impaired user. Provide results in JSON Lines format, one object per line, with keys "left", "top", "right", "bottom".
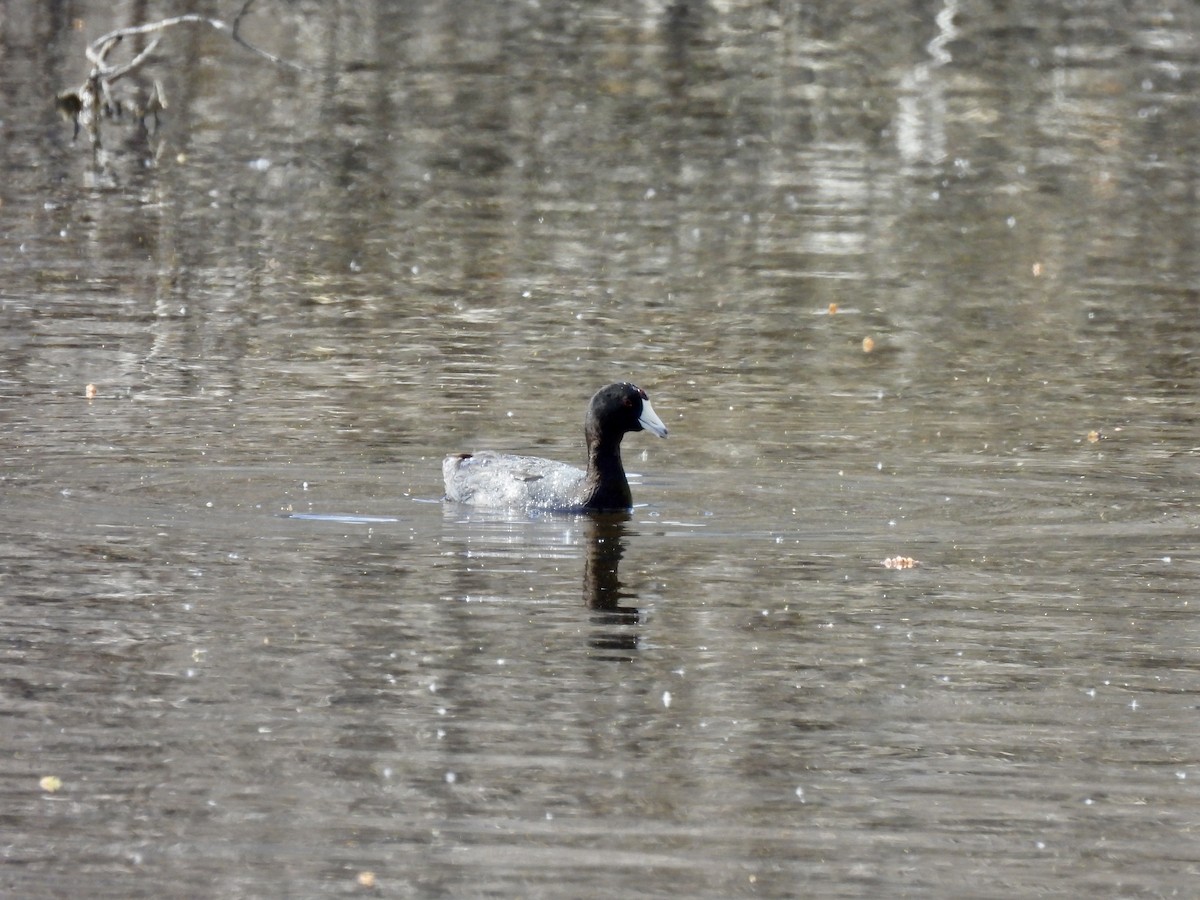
{"left": 583, "top": 512, "right": 642, "bottom": 660}
{"left": 657, "top": 0, "right": 728, "bottom": 302}
{"left": 662, "top": 0, "right": 711, "bottom": 89}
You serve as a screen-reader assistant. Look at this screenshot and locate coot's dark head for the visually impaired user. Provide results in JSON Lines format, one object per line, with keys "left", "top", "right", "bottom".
{"left": 587, "top": 383, "right": 669, "bottom": 441}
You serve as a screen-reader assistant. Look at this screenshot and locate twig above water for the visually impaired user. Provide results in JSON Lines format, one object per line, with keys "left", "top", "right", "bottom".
{"left": 58, "top": 0, "right": 310, "bottom": 156}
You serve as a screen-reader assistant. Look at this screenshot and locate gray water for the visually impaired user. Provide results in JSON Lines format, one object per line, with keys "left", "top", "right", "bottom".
{"left": 4, "top": 1, "right": 1200, "bottom": 897}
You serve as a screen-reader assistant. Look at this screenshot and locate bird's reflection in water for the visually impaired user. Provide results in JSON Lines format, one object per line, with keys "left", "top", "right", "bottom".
{"left": 583, "top": 512, "right": 642, "bottom": 659}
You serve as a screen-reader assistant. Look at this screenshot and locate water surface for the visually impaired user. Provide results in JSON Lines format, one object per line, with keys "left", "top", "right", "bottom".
{"left": 3, "top": 1, "right": 1200, "bottom": 897}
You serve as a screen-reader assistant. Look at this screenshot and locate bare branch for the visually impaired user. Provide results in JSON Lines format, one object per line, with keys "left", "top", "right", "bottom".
{"left": 104, "top": 36, "right": 163, "bottom": 84}
{"left": 61, "top": 4, "right": 311, "bottom": 156}
{"left": 86, "top": 12, "right": 311, "bottom": 76}
{"left": 232, "top": 0, "right": 259, "bottom": 36}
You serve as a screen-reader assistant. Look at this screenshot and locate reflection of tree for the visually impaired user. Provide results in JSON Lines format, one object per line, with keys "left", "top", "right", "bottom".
{"left": 583, "top": 513, "right": 642, "bottom": 659}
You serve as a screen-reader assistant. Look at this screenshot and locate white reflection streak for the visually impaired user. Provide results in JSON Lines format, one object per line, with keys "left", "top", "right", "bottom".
{"left": 928, "top": 2, "right": 958, "bottom": 68}
{"left": 895, "top": 0, "right": 959, "bottom": 165}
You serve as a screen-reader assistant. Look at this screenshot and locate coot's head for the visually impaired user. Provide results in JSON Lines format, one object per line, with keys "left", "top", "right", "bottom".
{"left": 588, "top": 383, "right": 669, "bottom": 440}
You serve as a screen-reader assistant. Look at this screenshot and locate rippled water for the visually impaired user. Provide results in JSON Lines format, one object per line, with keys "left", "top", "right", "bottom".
{"left": 4, "top": 1, "right": 1200, "bottom": 897}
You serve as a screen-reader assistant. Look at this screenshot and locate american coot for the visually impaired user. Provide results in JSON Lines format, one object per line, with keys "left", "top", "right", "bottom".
{"left": 443, "top": 382, "right": 668, "bottom": 512}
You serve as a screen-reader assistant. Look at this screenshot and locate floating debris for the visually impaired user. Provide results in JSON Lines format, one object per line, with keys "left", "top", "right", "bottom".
{"left": 862, "top": 336, "right": 876, "bottom": 353}
{"left": 881, "top": 556, "right": 918, "bottom": 569}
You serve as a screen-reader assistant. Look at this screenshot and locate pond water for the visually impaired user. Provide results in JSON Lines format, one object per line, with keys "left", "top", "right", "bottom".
{"left": 4, "top": 1, "right": 1200, "bottom": 897}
